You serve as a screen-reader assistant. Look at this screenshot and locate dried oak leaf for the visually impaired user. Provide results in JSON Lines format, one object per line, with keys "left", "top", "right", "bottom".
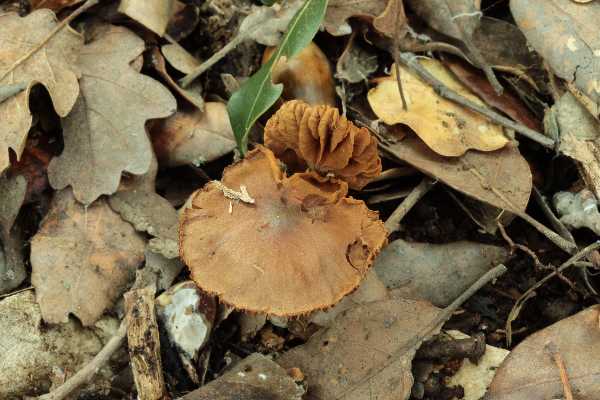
{"left": 118, "top": 0, "right": 175, "bottom": 37}
{"left": 323, "top": 0, "right": 388, "bottom": 36}
{"left": 0, "top": 9, "right": 82, "bottom": 173}
{"left": 31, "top": 189, "right": 145, "bottom": 326}
{"left": 277, "top": 299, "right": 442, "bottom": 400}
{"left": 487, "top": 306, "right": 600, "bottom": 399}
{"left": 264, "top": 100, "right": 382, "bottom": 190}
{"left": 48, "top": 25, "right": 176, "bottom": 205}
{"left": 0, "top": 174, "right": 27, "bottom": 293}
{"left": 368, "top": 59, "right": 509, "bottom": 157}
{"left": 511, "top": 0, "right": 600, "bottom": 104}
{"left": 180, "top": 146, "right": 387, "bottom": 316}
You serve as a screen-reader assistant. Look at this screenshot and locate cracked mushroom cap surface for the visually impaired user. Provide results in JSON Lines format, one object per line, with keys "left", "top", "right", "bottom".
{"left": 264, "top": 100, "right": 382, "bottom": 190}
{"left": 179, "top": 146, "right": 388, "bottom": 316}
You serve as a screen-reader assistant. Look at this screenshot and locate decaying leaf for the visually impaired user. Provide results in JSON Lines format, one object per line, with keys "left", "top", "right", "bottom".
{"left": 181, "top": 353, "right": 304, "bottom": 400}
{"left": 264, "top": 100, "right": 382, "bottom": 189}
{"left": 277, "top": 299, "right": 441, "bottom": 400}
{"left": 375, "top": 239, "right": 509, "bottom": 307}
{"left": 31, "top": 189, "right": 145, "bottom": 326}
{"left": 118, "top": 0, "right": 175, "bottom": 36}
{"left": 0, "top": 9, "right": 82, "bottom": 173}
{"left": 180, "top": 146, "right": 387, "bottom": 316}
{"left": 368, "top": 59, "right": 509, "bottom": 157}
{"left": 323, "top": 0, "right": 388, "bottom": 36}
{"left": 150, "top": 102, "right": 235, "bottom": 167}
{"left": 152, "top": 47, "right": 204, "bottom": 110}
{"left": 240, "top": 0, "right": 304, "bottom": 46}
{"left": 30, "top": 0, "right": 83, "bottom": 11}
{"left": 48, "top": 26, "right": 176, "bottom": 205}
{"left": 383, "top": 134, "right": 531, "bottom": 214}
{"left": 487, "top": 306, "right": 600, "bottom": 399}
{"left": 108, "top": 151, "right": 179, "bottom": 259}
{"left": 549, "top": 92, "right": 600, "bottom": 200}
{"left": 511, "top": 0, "right": 600, "bottom": 103}
{"left": 554, "top": 189, "right": 600, "bottom": 235}
{"left": 0, "top": 174, "right": 27, "bottom": 293}
{"left": 336, "top": 33, "right": 379, "bottom": 84}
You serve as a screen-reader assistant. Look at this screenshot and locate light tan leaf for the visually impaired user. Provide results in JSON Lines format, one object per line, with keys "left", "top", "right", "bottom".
{"left": 368, "top": 59, "right": 509, "bottom": 156}
{"left": 161, "top": 44, "right": 200, "bottom": 74}
{"left": 511, "top": 0, "right": 600, "bottom": 104}
{"left": 487, "top": 306, "right": 600, "bottom": 399}
{"left": 0, "top": 10, "right": 82, "bottom": 173}
{"left": 118, "top": 0, "right": 175, "bottom": 36}
{"left": 31, "top": 189, "right": 146, "bottom": 326}
{"left": 30, "top": 0, "right": 83, "bottom": 11}
{"left": 277, "top": 299, "right": 441, "bottom": 400}
{"left": 47, "top": 26, "right": 176, "bottom": 205}
{"left": 384, "top": 134, "right": 531, "bottom": 213}
{"left": 150, "top": 102, "right": 235, "bottom": 167}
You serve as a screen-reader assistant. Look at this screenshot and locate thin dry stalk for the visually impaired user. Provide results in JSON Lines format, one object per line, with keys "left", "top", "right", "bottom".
{"left": 384, "top": 177, "right": 436, "bottom": 232}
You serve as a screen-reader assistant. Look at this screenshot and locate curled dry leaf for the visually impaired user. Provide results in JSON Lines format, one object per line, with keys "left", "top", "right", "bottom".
{"left": 511, "top": 0, "right": 600, "bottom": 103}
{"left": 161, "top": 44, "right": 200, "bottom": 74}
{"left": 323, "top": 0, "right": 388, "bottom": 36}
{"left": 375, "top": 239, "right": 509, "bottom": 307}
{"left": 264, "top": 42, "right": 336, "bottom": 106}
{"left": 384, "top": 134, "right": 531, "bottom": 214}
{"left": 277, "top": 299, "right": 442, "bottom": 400}
{"left": 0, "top": 174, "right": 27, "bottom": 293}
{"left": 31, "top": 189, "right": 145, "bottom": 326}
{"left": 118, "top": 0, "right": 175, "bottom": 36}
{"left": 368, "top": 59, "right": 509, "bottom": 157}
{"left": 179, "top": 146, "right": 387, "bottom": 316}
{"left": 0, "top": 9, "right": 82, "bottom": 173}
{"left": 150, "top": 102, "right": 236, "bottom": 167}
{"left": 151, "top": 47, "right": 204, "bottom": 110}
{"left": 48, "top": 26, "right": 177, "bottom": 205}
{"left": 549, "top": 92, "right": 600, "bottom": 200}
{"left": 487, "top": 306, "right": 600, "bottom": 399}
{"left": 264, "top": 100, "right": 382, "bottom": 189}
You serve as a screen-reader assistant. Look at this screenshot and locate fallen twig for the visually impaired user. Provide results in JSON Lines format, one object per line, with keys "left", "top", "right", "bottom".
{"left": 384, "top": 177, "right": 436, "bottom": 232}
{"left": 506, "top": 241, "right": 600, "bottom": 346}
{"left": 545, "top": 342, "right": 574, "bottom": 400}
{"left": 397, "top": 52, "right": 554, "bottom": 149}
{"left": 0, "top": 0, "right": 99, "bottom": 83}
{"left": 335, "top": 264, "right": 508, "bottom": 399}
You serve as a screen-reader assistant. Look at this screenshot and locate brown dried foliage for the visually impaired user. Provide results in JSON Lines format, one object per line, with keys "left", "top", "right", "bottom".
{"left": 264, "top": 100, "right": 382, "bottom": 190}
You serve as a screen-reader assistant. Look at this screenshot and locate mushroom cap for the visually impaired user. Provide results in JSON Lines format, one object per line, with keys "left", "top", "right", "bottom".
{"left": 264, "top": 100, "right": 382, "bottom": 190}
{"left": 179, "top": 146, "right": 388, "bottom": 316}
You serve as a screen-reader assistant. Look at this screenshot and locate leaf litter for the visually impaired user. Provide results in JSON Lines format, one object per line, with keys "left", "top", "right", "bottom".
{"left": 2, "top": 0, "right": 600, "bottom": 399}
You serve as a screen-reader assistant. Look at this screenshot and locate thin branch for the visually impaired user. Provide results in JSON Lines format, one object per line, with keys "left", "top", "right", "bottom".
{"left": 384, "top": 177, "right": 436, "bottom": 232}
{"left": 506, "top": 241, "right": 600, "bottom": 346}
{"left": 545, "top": 342, "right": 574, "bottom": 400}
{"left": 37, "top": 321, "right": 127, "bottom": 400}
{"left": 397, "top": 52, "right": 554, "bottom": 149}
{"left": 0, "top": 0, "right": 99, "bottom": 83}
{"left": 335, "top": 264, "right": 508, "bottom": 399}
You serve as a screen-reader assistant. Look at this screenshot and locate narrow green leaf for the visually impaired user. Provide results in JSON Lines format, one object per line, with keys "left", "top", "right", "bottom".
{"left": 227, "top": 0, "right": 328, "bottom": 155}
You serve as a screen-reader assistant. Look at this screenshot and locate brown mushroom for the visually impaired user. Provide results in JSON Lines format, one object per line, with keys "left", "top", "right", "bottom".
{"left": 179, "top": 146, "right": 387, "bottom": 316}
{"left": 264, "top": 100, "right": 382, "bottom": 190}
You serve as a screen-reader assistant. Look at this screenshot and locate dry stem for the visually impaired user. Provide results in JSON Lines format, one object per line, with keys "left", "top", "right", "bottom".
{"left": 384, "top": 177, "right": 436, "bottom": 232}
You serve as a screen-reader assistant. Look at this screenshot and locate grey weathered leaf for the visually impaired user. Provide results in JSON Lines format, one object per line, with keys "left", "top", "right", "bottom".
{"left": 0, "top": 174, "right": 27, "bottom": 293}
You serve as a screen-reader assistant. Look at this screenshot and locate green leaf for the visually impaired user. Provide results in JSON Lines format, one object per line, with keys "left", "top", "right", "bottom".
{"left": 227, "top": 0, "right": 328, "bottom": 155}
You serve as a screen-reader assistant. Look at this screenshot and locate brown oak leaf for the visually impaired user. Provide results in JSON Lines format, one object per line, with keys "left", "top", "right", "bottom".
{"left": 0, "top": 9, "right": 82, "bottom": 173}
{"left": 31, "top": 189, "right": 146, "bottom": 326}
{"left": 48, "top": 25, "right": 176, "bottom": 205}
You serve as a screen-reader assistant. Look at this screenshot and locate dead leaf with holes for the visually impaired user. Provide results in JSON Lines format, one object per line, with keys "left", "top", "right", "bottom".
{"left": 368, "top": 59, "right": 509, "bottom": 157}
{"left": 108, "top": 149, "right": 179, "bottom": 259}
{"left": 383, "top": 134, "right": 531, "bottom": 214}
{"left": 511, "top": 0, "right": 600, "bottom": 104}
{"left": 487, "top": 306, "right": 600, "bottom": 399}
{"left": 0, "top": 9, "right": 82, "bottom": 174}
{"left": 31, "top": 189, "right": 146, "bottom": 326}
{"left": 277, "top": 299, "right": 441, "bottom": 400}
{"left": 47, "top": 25, "right": 176, "bottom": 205}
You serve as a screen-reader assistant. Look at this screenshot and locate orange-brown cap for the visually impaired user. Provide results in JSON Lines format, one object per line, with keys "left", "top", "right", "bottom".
{"left": 264, "top": 100, "right": 382, "bottom": 190}
{"left": 179, "top": 146, "right": 387, "bottom": 316}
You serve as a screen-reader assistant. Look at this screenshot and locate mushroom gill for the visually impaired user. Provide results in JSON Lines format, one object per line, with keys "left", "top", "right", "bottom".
{"left": 179, "top": 146, "right": 387, "bottom": 316}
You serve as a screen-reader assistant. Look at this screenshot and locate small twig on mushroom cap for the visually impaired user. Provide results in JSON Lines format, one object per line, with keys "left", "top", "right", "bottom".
{"left": 213, "top": 181, "right": 256, "bottom": 204}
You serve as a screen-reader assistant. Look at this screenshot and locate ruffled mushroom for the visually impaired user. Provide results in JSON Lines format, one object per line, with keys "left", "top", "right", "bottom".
{"left": 264, "top": 100, "right": 382, "bottom": 190}
{"left": 179, "top": 146, "right": 387, "bottom": 316}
